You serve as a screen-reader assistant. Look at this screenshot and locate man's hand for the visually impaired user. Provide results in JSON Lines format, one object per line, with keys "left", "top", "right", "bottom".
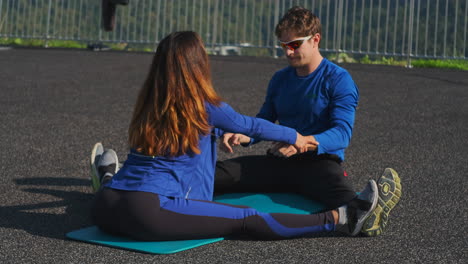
{"left": 267, "top": 142, "right": 297, "bottom": 158}
{"left": 267, "top": 134, "right": 319, "bottom": 158}
{"left": 220, "top": 133, "right": 251, "bottom": 153}
{"left": 294, "top": 133, "right": 319, "bottom": 153}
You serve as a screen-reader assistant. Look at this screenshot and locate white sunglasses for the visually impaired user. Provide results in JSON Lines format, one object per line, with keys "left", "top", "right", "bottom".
{"left": 279, "top": 35, "right": 313, "bottom": 50}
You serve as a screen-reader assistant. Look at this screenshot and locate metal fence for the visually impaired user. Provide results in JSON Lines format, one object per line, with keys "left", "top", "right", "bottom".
{"left": 0, "top": 0, "right": 467, "bottom": 62}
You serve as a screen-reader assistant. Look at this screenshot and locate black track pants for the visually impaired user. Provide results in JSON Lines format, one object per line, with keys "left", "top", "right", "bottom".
{"left": 91, "top": 188, "right": 336, "bottom": 241}
{"left": 215, "top": 154, "right": 357, "bottom": 210}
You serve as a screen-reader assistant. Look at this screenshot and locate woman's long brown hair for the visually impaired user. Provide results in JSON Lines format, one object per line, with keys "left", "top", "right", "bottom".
{"left": 128, "top": 31, "right": 221, "bottom": 156}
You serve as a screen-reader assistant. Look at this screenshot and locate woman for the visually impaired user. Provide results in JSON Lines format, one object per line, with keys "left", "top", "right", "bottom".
{"left": 91, "top": 31, "right": 377, "bottom": 241}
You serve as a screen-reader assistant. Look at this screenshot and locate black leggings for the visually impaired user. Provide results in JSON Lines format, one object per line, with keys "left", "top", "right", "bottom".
{"left": 91, "top": 188, "right": 335, "bottom": 241}
{"left": 215, "top": 154, "right": 357, "bottom": 210}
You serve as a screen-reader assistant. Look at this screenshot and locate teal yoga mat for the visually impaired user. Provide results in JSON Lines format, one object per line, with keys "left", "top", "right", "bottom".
{"left": 214, "top": 192, "right": 326, "bottom": 214}
{"left": 66, "top": 226, "right": 224, "bottom": 254}
{"left": 66, "top": 193, "right": 326, "bottom": 254}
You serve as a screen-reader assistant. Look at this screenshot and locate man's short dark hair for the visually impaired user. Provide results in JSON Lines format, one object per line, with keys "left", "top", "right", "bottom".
{"left": 275, "top": 6, "right": 322, "bottom": 39}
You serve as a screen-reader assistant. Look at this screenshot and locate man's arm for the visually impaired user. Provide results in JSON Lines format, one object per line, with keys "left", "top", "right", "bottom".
{"left": 314, "top": 72, "right": 359, "bottom": 154}
{"left": 267, "top": 72, "right": 358, "bottom": 159}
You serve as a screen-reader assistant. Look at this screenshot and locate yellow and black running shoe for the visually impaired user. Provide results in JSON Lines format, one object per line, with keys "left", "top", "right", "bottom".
{"left": 361, "top": 168, "right": 402, "bottom": 236}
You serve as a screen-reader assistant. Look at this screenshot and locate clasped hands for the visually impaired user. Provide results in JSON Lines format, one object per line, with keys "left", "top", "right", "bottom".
{"left": 220, "top": 132, "right": 319, "bottom": 158}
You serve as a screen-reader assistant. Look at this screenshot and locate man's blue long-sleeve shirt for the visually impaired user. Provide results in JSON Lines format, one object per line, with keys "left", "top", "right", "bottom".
{"left": 251, "top": 58, "right": 359, "bottom": 161}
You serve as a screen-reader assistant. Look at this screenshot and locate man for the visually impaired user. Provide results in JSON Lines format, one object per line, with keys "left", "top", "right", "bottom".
{"left": 215, "top": 6, "right": 401, "bottom": 237}
{"left": 102, "top": 0, "right": 129, "bottom": 31}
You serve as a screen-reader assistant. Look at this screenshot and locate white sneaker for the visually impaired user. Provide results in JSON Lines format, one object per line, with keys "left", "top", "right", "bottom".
{"left": 97, "top": 149, "right": 119, "bottom": 186}
{"left": 90, "top": 142, "right": 104, "bottom": 193}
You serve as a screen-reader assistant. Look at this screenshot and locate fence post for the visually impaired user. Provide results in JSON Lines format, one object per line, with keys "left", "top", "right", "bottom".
{"left": 99, "top": 3, "right": 103, "bottom": 44}
{"left": 273, "top": 0, "right": 279, "bottom": 58}
{"left": 336, "top": 0, "right": 344, "bottom": 61}
{"left": 0, "top": 0, "right": 3, "bottom": 34}
{"left": 44, "top": 0, "right": 52, "bottom": 48}
{"left": 211, "top": 0, "right": 219, "bottom": 54}
{"left": 406, "top": 0, "right": 415, "bottom": 68}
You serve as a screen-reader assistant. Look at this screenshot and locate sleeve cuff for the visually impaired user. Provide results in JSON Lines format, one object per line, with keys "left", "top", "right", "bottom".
{"left": 241, "top": 138, "right": 254, "bottom": 147}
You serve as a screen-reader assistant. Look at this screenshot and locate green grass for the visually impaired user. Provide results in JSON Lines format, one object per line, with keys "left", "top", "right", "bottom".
{"left": 411, "top": 59, "right": 468, "bottom": 71}
{"left": 1, "top": 38, "right": 467, "bottom": 70}
{"left": 358, "top": 55, "right": 407, "bottom": 66}
{"left": 0, "top": 37, "right": 86, "bottom": 49}
{"left": 327, "top": 54, "right": 408, "bottom": 66}
{"left": 329, "top": 53, "right": 467, "bottom": 71}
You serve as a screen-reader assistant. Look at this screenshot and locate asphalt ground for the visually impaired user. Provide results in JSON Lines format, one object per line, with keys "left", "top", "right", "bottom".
{"left": 0, "top": 48, "right": 467, "bottom": 263}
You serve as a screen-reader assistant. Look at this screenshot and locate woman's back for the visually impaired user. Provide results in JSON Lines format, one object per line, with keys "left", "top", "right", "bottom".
{"left": 107, "top": 102, "right": 297, "bottom": 201}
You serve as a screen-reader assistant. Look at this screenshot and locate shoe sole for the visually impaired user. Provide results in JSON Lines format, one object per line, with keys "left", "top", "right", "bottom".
{"left": 361, "top": 168, "right": 402, "bottom": 236}
{"left": 90, "top": 142, "right": 104, "bottom": 193}
{"left": 352, "top": 180, "right": 378, "bottom": 236}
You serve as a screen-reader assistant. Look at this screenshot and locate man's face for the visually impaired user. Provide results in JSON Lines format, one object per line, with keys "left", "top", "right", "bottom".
{"left": 279, "top": 31, "right": 319, "bottom": 68}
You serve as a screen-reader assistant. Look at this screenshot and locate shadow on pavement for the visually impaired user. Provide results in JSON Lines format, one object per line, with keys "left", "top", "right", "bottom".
{"left": 0, "top": 178, "right": 94, "bottom": 240}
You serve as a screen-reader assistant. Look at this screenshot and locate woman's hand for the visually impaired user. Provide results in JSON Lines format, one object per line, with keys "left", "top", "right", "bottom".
{"left": 220, "top": 133, "right": 251, "bottom": 153}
